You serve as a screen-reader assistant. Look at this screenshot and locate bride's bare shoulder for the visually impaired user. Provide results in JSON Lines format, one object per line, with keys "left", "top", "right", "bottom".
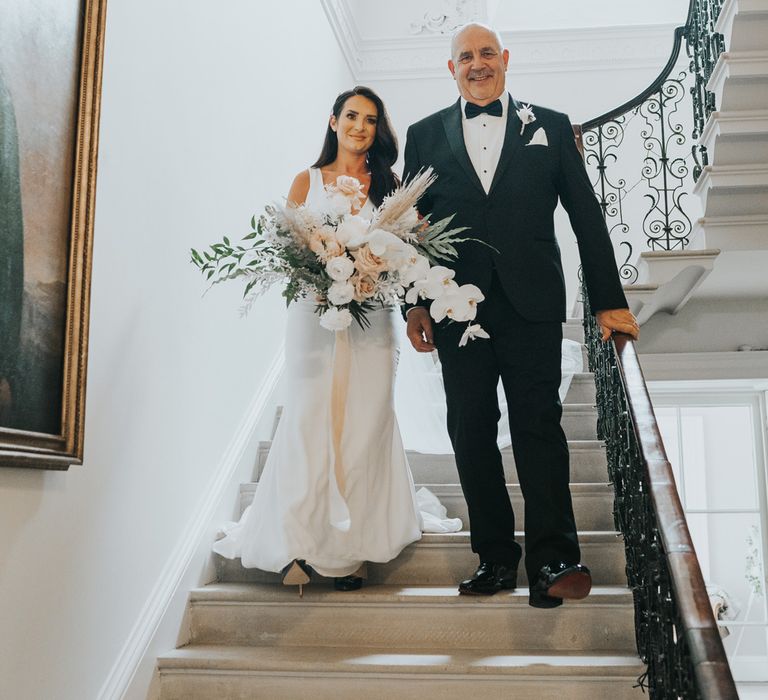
{"left": 287, "top": 169, "right": 311, "bottom": 207}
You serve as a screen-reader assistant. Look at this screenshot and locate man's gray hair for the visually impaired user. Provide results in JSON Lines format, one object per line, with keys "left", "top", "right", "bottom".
{"left": 450, "top": 22, "right": 505, "bottom": 58}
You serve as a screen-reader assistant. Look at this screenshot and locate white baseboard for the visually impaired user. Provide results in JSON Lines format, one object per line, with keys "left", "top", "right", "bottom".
{"left": 96, "top": 345, "right": 285, "bottom": 700}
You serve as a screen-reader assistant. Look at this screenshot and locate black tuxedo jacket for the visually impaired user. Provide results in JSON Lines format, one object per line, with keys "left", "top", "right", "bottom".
{"left": 403, "top": 96, "right": 627, "bottom": 322}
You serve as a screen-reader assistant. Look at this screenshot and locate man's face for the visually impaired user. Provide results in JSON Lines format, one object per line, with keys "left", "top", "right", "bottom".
{"left": 448, "top": 26, "right": 509, "bottom": 105}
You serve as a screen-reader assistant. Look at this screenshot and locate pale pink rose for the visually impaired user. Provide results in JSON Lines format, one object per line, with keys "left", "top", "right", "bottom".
{"left": 309, "top": 227, "right": 344, "bottom": 261}
{"left": 335, "top": 176, "right": 365, "bottom": 198}
{"left": 352, "top": 245, "right": 388, "bottom": 277}
{"left": 351, "top": 274, "right": 377, "bottom": 302}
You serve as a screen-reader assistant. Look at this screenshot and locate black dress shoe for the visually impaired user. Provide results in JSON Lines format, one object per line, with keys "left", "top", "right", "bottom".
{"left": 529, "top": 562, "right": 592, "bottom": 608}
{"left": 458, "top": 561, "right": 518, "bottom": 596}
{"left": 334, "top": 575, "right": 363, "bottom": 591}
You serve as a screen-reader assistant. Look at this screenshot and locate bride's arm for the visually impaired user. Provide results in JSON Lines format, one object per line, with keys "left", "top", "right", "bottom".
{"left": 286, "top": 170, "right": 310, "bottom": 207}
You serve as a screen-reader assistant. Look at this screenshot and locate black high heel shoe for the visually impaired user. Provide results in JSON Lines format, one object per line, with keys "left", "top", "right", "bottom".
{"left": 281, "top": 559, "right": 311, "bottom": 597}
{"left": 334, "top": 562, "right": 367, "bottom": 591}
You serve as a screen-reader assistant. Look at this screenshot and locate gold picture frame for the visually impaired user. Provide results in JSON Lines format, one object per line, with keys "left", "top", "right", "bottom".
{"left": 0, "top": 0, "right": 108, "bottom": 470}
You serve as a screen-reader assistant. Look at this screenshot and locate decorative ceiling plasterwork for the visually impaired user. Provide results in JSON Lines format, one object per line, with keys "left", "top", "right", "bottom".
{"left": 409, "top": 0, "right": 483, "bottom": 35}
{"left": 321, "top": 0, "right": 678, "bottom": 82}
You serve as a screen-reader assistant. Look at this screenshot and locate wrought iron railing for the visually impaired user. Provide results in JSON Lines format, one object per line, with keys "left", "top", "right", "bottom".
{"left": 576, "top": 1, "right": 739, "bottom": 696}
{"left": 686, "top": 0, "right": 726, "bottom": 173}
{"left": 583, "top": 292, "right": 738, "bottom": 699}
{"left": 579, "top": 0, "right": 725, "bottom": 275}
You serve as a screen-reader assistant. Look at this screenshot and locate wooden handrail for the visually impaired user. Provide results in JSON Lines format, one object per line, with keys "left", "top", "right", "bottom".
{"left": 612, "top": 333, "right": 738, "bottom": 699}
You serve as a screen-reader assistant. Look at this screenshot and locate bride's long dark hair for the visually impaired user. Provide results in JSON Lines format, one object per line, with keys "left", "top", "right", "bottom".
{"left": 312, "top": 86, "right": 399, "bottom": 207}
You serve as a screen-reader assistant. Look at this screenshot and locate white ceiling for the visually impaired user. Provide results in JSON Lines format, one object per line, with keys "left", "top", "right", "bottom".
{"left": 321, "top": 0, "right": 691, "bottom": 81}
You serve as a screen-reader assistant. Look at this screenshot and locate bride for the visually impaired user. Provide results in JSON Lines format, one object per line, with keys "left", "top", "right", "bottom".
{"left": 213, "top": 86, "right": 461, "bottom": 593}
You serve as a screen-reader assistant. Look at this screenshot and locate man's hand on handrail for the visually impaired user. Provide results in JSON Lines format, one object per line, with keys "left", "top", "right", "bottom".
{"left": 596, "top": 308, "right": 640, "bottom": 341}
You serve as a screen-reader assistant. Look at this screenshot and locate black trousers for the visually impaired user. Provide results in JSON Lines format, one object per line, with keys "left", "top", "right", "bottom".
{"left": 433, "top": 273, "right": 580, "bottom": 580}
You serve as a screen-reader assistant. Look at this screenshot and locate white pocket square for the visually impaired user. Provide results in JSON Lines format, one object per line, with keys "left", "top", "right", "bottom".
{"left": 526, "top": 127, "right": 548, "bottom": 147}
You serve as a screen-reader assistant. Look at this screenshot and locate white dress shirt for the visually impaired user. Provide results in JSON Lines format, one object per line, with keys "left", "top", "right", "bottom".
{"left": 460, "top": 93, "right": 509, "bottom": 194}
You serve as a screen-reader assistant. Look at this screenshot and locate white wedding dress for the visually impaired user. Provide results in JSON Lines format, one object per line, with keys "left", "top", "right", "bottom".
{"left": 213, "top": 168, "right": 461, "bottom": 578}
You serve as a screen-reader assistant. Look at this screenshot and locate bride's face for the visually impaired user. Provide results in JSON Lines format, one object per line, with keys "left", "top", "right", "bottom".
{"left": 331, "top": 95, "right": 378, "bottom": 157}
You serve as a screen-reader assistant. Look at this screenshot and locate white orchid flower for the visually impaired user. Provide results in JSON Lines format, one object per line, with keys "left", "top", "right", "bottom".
{"left": 423, "top": 266, "right": 459, "bottom": 299}
{"left": 397, "top": 247, "right": 431, "bottom": 285}
{"left": 459, "top": 323, "right": 491, "bottom": 347}
{"left": 325, "top": 255, "right": 355, "bottom": 282}
{"left": 429, "top": 291, "right": 463, "bottom": 323}
{"left": 429, "top": 283, "right": 485, "bottom": 323}
{"left": 367, "top": 229, "right": 408, "bottom": 260}
{"left": 319, "top": 306, "right": 353, "bottom": 331}
{"left": 327, "top": 281, "right": 355, "bottom": 306}
{"left": 405, "top": 281, "right": 428, "bottom": 305}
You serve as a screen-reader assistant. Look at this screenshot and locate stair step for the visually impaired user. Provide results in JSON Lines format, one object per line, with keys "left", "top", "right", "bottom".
{"left": 563, "top": 371, "right": 596, "bottom": 403}
{"left": 216, "top": 531, "right": 627, "bottom": 586}
{"left": 256, "top": 403, "right": 599, "bottom": 475}
{"left": 716, "top": 0, "right": 768, "bottom": 53}
{"left": 158, "top": 644, "right": 645, "bottom": 699}
{"left": 188, "top": 583, "right": 636, "bottom": 652}
{"left": 239, "top": 482, "right": 616, "bottom": 531}
{"left": 692, "top": 163, "right": 768, "bottom": 217}
{"left": 257, "top": 398, "right": 602, "bottom": 482}
{"left": 563, "top": 318, "right": 585, "bottom": 344}
{"left": 707, "top": 51, "right": 768, "bottom": 112}
{"left": 699, "top": 109, "right": 768, "bottom": 166}
{"left": 692, "top": 213, "right": 768, "bottom": 251}
{"left": 407, "top": 439, "right": 609, "bottom": 484}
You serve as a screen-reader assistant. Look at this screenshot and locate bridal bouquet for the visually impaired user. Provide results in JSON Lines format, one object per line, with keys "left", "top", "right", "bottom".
{"left": 191, "top": 169, "right": 490, "bottom": 346}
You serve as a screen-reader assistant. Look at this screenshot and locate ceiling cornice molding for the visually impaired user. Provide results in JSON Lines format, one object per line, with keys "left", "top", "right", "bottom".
{"left": 408, "top": 0, "right": 485, "bottom": 35}
{"left": 321, "top": 0, "right": 365, "bottom": 79}
{"left": 321, "top": 0, "right": 680, "bottom": 81}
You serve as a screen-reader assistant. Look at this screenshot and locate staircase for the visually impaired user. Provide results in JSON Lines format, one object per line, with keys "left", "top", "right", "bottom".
{"left": 622, "top": 0, "right": 768, "bottom": 323}
{"left": 155, "top": 319, "right": 646, "bottom": 699}
{"left": 690, "top": 0, "right": 768, "bottom": 299}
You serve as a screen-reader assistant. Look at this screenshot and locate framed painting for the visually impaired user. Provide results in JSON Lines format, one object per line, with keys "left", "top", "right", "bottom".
{"left": 0, "top": 0, "right": 107, "bottom": 470}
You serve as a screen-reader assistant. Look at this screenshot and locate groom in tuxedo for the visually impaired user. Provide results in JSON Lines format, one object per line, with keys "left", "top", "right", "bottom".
{"left": 404, "top": 23, "right": 639, "bottom": 608}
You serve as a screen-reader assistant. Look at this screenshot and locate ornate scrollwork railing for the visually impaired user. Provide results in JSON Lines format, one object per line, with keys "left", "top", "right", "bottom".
{"left": 583, "top": 290, "right": 738, "bottom": 699}
{"left": 685, "top": 0, "right": 726, "bottom": 177}
{"left": 580, "top": 0, "right": 725, "bottom": 263}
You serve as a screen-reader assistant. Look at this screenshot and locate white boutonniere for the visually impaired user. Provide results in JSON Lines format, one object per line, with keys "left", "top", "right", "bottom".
{"left": 516, "top": 103, "right": 536, "bottom": 135}
{"left": 525, "top": 127, "right": 548, "bottom": 147}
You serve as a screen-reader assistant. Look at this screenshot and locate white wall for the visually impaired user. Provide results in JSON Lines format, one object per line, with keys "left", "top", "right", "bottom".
{"left": 0, "top": 2, "right": 352, "bottom": 699}
{"left": 638, "top": 298, "right": 768, "bottom": 354}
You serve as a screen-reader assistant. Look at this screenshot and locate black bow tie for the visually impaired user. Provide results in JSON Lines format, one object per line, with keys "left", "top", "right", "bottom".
{"left": 464, "top": 99, "right": 503, "bottom": 119}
